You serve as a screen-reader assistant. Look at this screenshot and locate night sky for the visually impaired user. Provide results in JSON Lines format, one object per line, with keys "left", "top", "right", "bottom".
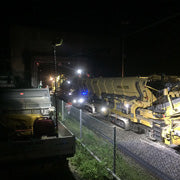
{"left": 1, "top": 0, "right": 180, "bottom": 77}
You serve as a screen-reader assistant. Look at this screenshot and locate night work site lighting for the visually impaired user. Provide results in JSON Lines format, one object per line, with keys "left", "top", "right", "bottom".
{"left": 101, "top": 106, "right": 107, "bottom": 113}
{"left": 67, "top": 80, "right": 71, "bottom": 84}
{"left": 49, "top": 76, "right": 54, "bottom": 81}
{"left": 55, "top": 39, "right": 63, "bottom": 47}
{"left": 56, "top": 75, "right": 60, "bottom": 81}
{"left": 76, "top": 69, "right": 83, "bottom": 75}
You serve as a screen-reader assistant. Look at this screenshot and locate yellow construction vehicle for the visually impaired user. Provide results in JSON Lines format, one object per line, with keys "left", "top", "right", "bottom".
{"left": 50, "top": 74, "right": 66, "bottom": 94}
{"left": 78, "top": 75, "right": 180, "bottom": 146}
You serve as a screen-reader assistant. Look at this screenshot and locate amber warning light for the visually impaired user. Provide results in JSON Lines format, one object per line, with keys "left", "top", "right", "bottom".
{"left": 20, "top": 92, "right": 24, "bottom": 95}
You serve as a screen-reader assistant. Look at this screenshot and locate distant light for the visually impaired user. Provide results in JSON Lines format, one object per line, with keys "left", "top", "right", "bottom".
{"left": 49, "top": 76, "right": 54, "bottom": 81}
{"left": 55, "top": 39, "right": 63, "bottom": 47}
{"left": 67, "top": 80, "right": 71, "bottom": 84}
{"left": 57, "top": 76, "right": 60, "bottom": 81}
{"left": 77, "top": 69, "right": 83, "bottom": 75}
{"left": 101, "top": 107, "right": 107, "bottom": 112}
{"left": 125, "top": 104, "right": 129, "bottom": 108}
{"left": 81, "top": 90, "right": 88, "bottom": 96}
{"left": 73, "top": 99, "right": 77, "bottom": 103}
{"left": 20, "top": 92, "right": 24, "bottom": 95}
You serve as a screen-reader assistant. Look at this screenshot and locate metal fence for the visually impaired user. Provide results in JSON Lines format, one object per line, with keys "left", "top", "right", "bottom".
{"left": 57, "top": 100, "right": 118, "bottom": 178}
{"left": 57, "top": 99, "right": 179, "bottom": 180}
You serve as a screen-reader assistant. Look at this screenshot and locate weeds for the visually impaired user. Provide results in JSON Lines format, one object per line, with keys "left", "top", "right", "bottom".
{"left": 62, "top": 114, "right": 157, "bottom": 180}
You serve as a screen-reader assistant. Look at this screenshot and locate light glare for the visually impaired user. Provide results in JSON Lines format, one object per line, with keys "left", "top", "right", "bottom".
{"left": 77, "top": 69, "right": 82, "bottom": 74}
{"left": 78, "top": 98, "right": 84, "bottom": 103}
{"left": 101, "top": 107, "right": 107, "bottom": 112}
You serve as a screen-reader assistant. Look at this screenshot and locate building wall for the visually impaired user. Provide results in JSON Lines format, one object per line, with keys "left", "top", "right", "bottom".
{"left": 9, "top": 25, "right": 59, "bottom": 87}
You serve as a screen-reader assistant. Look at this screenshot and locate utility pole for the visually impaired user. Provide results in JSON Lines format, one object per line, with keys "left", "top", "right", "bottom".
{"left": 121, "top": 38, "right": 125, "bottom": 78}
{"left": 53, "top": 39, "right": 63, "bottom": 132}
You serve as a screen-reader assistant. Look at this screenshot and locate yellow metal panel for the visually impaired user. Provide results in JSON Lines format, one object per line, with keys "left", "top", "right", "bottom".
{"left": 140, "top": 119, "right": 151, "bottom": 127}
{"left": 164, "top": 138, "right": 170, "bottom": 145}
{"left": 104, "top": 78, "right": 115, "bottom": 94}
{"left": 113, "top": 77, "right": 140, "bottom": 97}
{"left": 2, "top": 114, "right": 42, "bottom": 136}
{"left": 171, "top": 136, "right": 180, "bottom": 145}
{"left": 98, "top": 78, "right": 107, "bottom": 95}
{"left": 91, "top": 78, "right": 101, "bottom": 98}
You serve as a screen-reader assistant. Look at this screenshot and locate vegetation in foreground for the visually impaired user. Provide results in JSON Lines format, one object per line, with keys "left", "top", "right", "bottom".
{"left": 69, "top": 141, "right": 111, "bottom": 180}
{"left": 62, "top": 113, "right": 157, "bottom": 180}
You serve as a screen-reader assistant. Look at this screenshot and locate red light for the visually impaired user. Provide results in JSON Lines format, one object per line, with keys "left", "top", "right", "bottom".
{"left": 20, "top": 93, "right": 24, "bottom": 95}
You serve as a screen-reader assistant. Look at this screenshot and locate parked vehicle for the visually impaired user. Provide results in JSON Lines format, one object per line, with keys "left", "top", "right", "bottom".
{"left": 0, "top": 88, "right": 75, "bottom": 162}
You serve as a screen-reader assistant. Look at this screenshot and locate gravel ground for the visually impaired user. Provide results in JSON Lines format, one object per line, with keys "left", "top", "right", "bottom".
{"left": 58, "top": 104, "right": 180, "bottom": 180}
{"left": 80, "top": 111, "right": 180, "bottom": 180}
{"left": 115, "top": 128, "right": 180, "bottom": 180}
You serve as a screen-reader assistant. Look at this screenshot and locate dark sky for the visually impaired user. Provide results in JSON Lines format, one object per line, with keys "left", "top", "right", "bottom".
{"left": 1, "top": 0, "right": 180, "bottom": 77}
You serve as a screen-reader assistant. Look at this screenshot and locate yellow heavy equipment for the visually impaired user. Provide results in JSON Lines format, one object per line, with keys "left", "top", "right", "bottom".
{"left": 79, "top": 75, "right": 180, "bottom": 146}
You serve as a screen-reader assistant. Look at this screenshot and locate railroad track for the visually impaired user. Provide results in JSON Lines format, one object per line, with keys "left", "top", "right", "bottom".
{"left": 80, "top": 109, "right": 180, "bottom": 180}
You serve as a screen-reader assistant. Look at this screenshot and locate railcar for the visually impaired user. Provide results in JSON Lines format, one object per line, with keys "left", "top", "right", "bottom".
{"left": 78, "top": 75, "right": 180, "bottom": 146}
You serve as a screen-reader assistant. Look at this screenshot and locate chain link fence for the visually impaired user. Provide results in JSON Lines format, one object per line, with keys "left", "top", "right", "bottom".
{"left": 57, "top": 99, "right": 118, "bottom": 178}
{"left": 57, "top": 99, "right": 180, "bottom": 180}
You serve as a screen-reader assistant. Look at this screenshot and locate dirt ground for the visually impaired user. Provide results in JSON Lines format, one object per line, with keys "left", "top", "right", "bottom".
{"left": 0, "top": 157, "right": 78, "bottom": 180}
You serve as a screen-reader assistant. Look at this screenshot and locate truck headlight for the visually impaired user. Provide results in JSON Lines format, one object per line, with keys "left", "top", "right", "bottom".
{"left": 78, "top": 98, "right": 85, "bottom": 103}
{"left": 73, "top": 99, "right": 77, "bottom": 103}
{"left": 101, "top": 106, "right": 107, "bottom": 112}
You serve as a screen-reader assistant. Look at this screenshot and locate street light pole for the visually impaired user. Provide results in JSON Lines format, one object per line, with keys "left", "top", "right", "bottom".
{"left": 53, "top": 39, "right": 63, "bottom": 132}
{"left": 54, "top": 45, "right": 57, "bottom": 92}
